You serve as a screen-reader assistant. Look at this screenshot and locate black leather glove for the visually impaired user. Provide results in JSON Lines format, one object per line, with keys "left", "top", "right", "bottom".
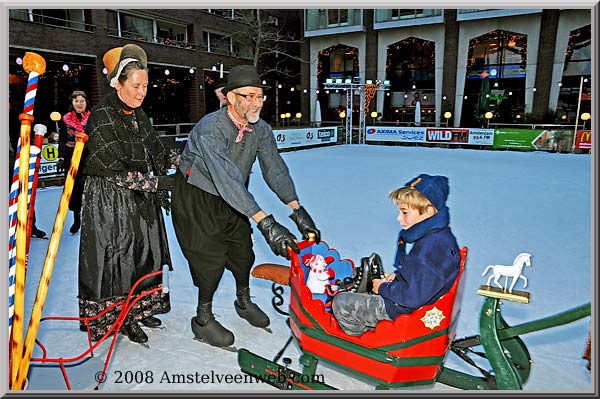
{"left": 289, "top": 206, "right": 320, "bottom": 243}
{"left": 157, "top": 175, "right": 175, "bottom": 191}
{"left": 257, "top": 215, "right": 299, "bottom": 260}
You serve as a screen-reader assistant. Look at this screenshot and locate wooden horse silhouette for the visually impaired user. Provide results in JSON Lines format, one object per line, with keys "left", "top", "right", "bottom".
{"left": 482, "top": 252, "right": 532, "bottom": 293}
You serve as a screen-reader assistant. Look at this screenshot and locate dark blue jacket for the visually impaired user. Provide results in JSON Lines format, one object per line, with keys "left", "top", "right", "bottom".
{"left": 378, "top": 206, "right": 460, "bottom": 319}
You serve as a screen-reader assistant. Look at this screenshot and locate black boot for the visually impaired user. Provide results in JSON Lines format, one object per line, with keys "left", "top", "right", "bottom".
{"left": 140, "top": 315, "right": 162, "bottom": 328}
{"left": 70, "top": 212, "right": 81, "bottom": 234}
{"left": 234, "top": 287, "right": 270, "bottom": 328}
{"left": 120, "top": 320, "right": 148, "bottom": 343}
{"left": 191, "top": 302, "right": 234, "bottom": 347}
{"left": 31, "top": 225, "right": 47, "bottom": 239}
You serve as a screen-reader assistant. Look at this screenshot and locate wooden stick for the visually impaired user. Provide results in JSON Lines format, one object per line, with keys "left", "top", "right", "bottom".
{"left": 9, "top": 51, "right": 46, "bottom": 388}
{"left": 10, "top": 114, "right": 34, "bottom": 386}
{"left": 14, "top": 132, "right": 89, "bottom": 390}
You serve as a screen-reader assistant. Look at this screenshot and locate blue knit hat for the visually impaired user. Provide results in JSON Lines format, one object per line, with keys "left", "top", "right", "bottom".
{"left": 405, "top": 174, "right": 449, "bottom": 211}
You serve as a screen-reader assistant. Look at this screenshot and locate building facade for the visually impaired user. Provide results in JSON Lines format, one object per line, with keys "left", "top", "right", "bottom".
{"left": 8, "top": 9, "right": 303, "bottom": 131}
{"left": 303, "top": 9, "right": 593, "bottom": 129}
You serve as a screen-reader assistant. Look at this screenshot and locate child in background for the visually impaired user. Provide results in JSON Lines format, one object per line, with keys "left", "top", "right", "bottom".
{"left": 331, "top": 174, "right": 461, "bottom": 336}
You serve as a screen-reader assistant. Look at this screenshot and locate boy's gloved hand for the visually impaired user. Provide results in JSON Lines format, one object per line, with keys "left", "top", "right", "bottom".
{"left": 157, "top": 175, "right": 175, "bottom": 191}
{"left": 289, "top": 206, "right": 320, "bottom": 243}
{"left": 257, "top": 215, "right": 299, "bottom": 260}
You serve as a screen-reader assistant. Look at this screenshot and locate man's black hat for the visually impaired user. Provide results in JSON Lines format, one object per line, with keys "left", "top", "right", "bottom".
{"left": 214, "top": 78, "right": 227, "bottom": 90}
{"left": 223, "top": 65, "right": 270, "bottom": 94}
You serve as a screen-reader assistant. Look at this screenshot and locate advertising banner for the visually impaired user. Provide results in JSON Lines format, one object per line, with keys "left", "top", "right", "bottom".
{"left": 365, "top": 126, "right": 494, "bottom": 145}
{"left": 273, "top": 127, "right": 338, "bottom": 149}
{"left": 365, "top": 127, "right": 426, "bottom": 143}
{"left": 575, "top": 130, "right": 592, "bottom": 150}
{"left": 493, "top": 129, "right": 573, "bottom": 151}
{"left": 39, "top": 143, "right": 62, "bottom": 178}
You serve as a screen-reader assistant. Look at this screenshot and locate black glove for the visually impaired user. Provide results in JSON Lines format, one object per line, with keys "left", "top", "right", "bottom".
{"left": 289, "top": 206, "right": 320, "bottom": 243}
{"left": 257, "top": 215, "right": 300, "bottom": 260}
{"left": 157, "top": 175, "right": 175, "bottom": 191}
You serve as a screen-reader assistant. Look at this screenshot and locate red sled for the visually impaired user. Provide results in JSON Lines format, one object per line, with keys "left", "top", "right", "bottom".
{"left": 286, "top": 239, "right": 468, "bottom": 388}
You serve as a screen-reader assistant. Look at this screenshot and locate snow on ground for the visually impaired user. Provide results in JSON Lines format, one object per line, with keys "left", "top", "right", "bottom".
{"left": 20, "top": 144, "right": 593, "bottom": 393}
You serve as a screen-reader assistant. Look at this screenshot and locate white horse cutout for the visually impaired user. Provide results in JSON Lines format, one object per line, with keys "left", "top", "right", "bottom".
{"left": 481, "top": 253, "right": 532, "bottom": 293}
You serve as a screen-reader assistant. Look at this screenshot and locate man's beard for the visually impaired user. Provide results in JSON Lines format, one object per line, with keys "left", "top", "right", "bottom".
{"left": 246, "top": 109, "right": 260, "bottom": 124}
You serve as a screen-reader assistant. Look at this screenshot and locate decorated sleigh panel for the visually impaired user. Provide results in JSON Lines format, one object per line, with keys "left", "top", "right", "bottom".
{"left": 288, "top": 240, "right": 467, "bottom": 386}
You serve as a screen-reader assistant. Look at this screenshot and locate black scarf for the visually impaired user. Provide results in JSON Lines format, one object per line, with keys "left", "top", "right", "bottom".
{"left": 84, "top": 92, "right": 167, "bottom": 176}
{"left": 84, "top": 92, "right": 170, "bottom": 223}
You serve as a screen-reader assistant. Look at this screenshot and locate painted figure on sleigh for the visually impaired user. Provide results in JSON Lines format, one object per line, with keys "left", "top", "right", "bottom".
{"left": 482, "top": 252, "right": 532, "bottom": 293}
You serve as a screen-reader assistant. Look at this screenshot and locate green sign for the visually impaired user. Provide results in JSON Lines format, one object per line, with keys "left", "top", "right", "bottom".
{"left": 493, "top": 129, "right": 572, "bottom": 151}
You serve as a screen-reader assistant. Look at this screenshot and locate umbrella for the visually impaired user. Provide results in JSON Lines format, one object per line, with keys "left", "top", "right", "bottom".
{"left": 414, "top": 100, "right": 421, "bottom": 126}
{"left": 315, "top": 99, "right": 322, "bottom": 127}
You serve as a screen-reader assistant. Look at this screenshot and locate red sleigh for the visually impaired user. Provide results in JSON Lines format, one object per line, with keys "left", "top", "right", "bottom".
{"left": 241, "top": 239, "right": 467, "bottom": 389}
{"left": 28, "top": 270, "right": 166, "bottom": 390}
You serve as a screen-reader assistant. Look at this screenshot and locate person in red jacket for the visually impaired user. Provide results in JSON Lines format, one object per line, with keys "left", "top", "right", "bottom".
{"left": 59, "top": 90, "right": 91, "bottom": 234}
{"left": 332, "top": 174, "right": 461, "bottom": 336}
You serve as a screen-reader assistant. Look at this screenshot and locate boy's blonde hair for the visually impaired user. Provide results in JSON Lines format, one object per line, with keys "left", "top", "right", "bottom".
{"left": 389, "top": 186, "right": 435, "bottom": 214}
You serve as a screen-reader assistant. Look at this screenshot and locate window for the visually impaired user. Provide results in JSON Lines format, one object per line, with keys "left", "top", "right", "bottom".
{"left": 328, "top": 9, "right": 349, "bottom": 26}
{"left": 305, "top": 9, "right": 362, "bottom": 31}
{"left": 203, "top": 31, "right": 231, "bottom": 54}
{"left": 232, "top": 39, "right": 253, "bottom": 59}
{"left": 375, "top": 9, "right": 441, "bottom": 23}
{"left": 207, "top": 9, "right": 234, "bottom": 19}
{"left": 10, "top": 9, "right": 88, "bottom": 31}
{"left": 107, "top": 10, "right": 188, "bottom": 46}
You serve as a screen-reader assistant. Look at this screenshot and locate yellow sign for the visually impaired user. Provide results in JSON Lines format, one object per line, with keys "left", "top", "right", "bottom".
{"left": 42, "top": 144, "right": 59, "bottom": 161}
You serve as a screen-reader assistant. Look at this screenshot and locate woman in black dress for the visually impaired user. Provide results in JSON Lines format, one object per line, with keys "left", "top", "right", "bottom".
{"left": 78, "top": 44, "right": 177, "bottom": 344}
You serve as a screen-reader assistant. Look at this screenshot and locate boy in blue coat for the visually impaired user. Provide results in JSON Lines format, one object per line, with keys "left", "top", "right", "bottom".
{"left": 332, "top": 174, "right": 460, "bottom": 336}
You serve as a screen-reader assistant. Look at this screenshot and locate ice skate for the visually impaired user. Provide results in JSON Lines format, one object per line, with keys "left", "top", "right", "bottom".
{"left": 234, "top": 287, "right": 272, "bottom": 333}
{"left": 191, "top": 302, "right": 236, "bottom": 351}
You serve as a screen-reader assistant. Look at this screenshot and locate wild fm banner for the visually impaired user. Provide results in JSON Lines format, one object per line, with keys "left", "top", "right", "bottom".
{"left": 365, "top": 126, "right": 494, "bottom": 146}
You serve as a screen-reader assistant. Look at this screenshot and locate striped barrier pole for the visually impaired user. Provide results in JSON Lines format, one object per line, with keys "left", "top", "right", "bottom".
{"left": 25, "top": 124, "right": 47, "bottom": 254}
{"left": 14, "top": 132, "right": 89, "bottom": 390}
{"left": 8, "top": 146, "right": 40, "bottom": 333}
{"left": 10, "top": 51, "right": 46, "bottom": 389}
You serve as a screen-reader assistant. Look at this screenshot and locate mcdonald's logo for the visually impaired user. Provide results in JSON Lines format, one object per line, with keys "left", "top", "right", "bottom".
{"left": 580, "top": 130, "right": 591, "bottom": 143}
{"left": 577, "top": 130, "right": 592, "bottom": 149}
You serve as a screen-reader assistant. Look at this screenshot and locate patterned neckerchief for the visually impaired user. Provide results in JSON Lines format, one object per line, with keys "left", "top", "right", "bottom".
{"left": 62, "top": 110, "right": 90, "bottom": 135}
{"left": 227, "top": 109, "right": 253, "bottom": 143}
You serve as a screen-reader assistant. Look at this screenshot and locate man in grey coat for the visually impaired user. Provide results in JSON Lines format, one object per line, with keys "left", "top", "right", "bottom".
{"left": 172, "top": 65, "right": 320, "bottom": 348}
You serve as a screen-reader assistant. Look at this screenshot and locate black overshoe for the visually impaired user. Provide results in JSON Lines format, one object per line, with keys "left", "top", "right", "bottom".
{"left": 234, "top": 287, "right": 270, "bottom": 328}
{"left": 140, "top": 315, "right": 162, "bottom": 328}
{"left": 120, "top": 321, "right": 148, "bottom": 344}
{"left": 31, "top": 225, "right": 47, "bottom": 239}
{"left": 70, "top": 212, "right": 81, "bottom": 234}
{"left": 191, "top": 302, "right": 234, "bottom": 347}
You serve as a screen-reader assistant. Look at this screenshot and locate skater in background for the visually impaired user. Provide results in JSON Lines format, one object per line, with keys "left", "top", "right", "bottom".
{"left": 214, "top": 78, "right": 228, "bottom": 107}
{"left": 59, "top": 90, "right": 91, "bottom": 234}
{"left": 171, "top": 65, "right": 320, "bottom": 349}
{"left": 78, "top": 44, "right": 177, "bottom": 344}
{"left": 332, "top": 174, "right": 460, "bottom": 336}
